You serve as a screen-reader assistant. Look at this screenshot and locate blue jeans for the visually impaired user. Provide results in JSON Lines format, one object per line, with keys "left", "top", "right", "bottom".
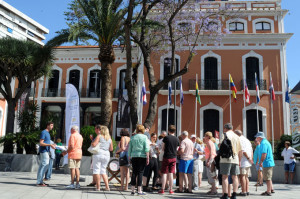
{"left": 45, "top": 158, "right": 54, "bottom": 179}
{"left": 36, "top": 152, "right": 49, "bottom": 184}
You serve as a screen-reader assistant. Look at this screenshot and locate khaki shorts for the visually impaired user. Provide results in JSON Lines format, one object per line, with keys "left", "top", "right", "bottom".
{"left": 240, "top": 167, "right": 251, "bottom": 177}
{"left": 263, "top": 167, "right": 273, "bottom": 181}
{"left": 69, "top": 159, "right": 81, "bottom": 169}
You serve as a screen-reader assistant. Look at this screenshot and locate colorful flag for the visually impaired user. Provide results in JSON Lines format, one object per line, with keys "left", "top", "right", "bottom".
{"left": 285, "top": 75, "right": 290, "bottom": 103}
{"left": 269, "top": 73, "right": 276, "bottom": 103}
{"left": 168, "top": 81, "right": 172, "bottom": 105}
{"left": 255, "top": 73, "right": 260, "bottom": 104}
{"left": 244, "top": 80, "right": 250, "bottom": 104}
{"left": 141, "top": 76, "right": 147, "bottom": 105}
{"left": 195, "top": 80, "right": 201, "bottom": 104}
{"left": 229, "top": 74, "right": 237, "bottom": 101}
{"left": 179, "top": 77, "right": 184, "bottom": 105}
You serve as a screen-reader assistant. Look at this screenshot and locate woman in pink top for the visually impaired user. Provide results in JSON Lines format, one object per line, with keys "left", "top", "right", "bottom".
{"left": 203, "top": 131, "right": 217, "bottom": 195}
{"left": 116, "top": 129, "right": 131, "bottom": 191}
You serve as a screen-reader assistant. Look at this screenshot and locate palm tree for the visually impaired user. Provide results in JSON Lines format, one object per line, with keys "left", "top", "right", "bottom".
{"left": 48, "top": 0, "right": 126, "bottom": 127}
{"left": 0, "top": 37, "right": 54, "bottom": 153}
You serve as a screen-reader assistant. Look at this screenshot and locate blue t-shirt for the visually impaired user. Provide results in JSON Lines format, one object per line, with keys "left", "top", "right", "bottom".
{"left": 39, "top": 130, "right": 51, "bottom": 153}
{"left": 253, "top": 144, "right": 261, "bottom": 164}
{"left": 259, "top": 138, "right": 275, "bottom": 168}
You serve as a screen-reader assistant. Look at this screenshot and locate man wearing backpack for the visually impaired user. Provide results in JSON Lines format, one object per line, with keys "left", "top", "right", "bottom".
{"left": 219, "top": 123, "right": 242, "bottom": 199}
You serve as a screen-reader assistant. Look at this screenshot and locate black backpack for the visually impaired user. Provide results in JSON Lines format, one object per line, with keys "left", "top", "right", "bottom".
{"left": 219, "top": 134, "right": 234, "bottom": 159}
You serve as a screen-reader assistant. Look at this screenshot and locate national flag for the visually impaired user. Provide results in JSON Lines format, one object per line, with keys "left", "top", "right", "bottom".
{"left": 141, "top": 76, "right": 147, "bottom": 105}
{"left": 179, "top": 77, "right": 184, "bottom": 105}
{"left": 269, "top": 73, "right": 276, "bottom": 103}
{"left": 195, "top": 80, "right": 201, "bottom": 104}
{"left": 255, "top": 73, "right": 260, "bottom": 104}
{"left": 244, "top": 80, "right": 250, "bottom": 104}
{"left": 168, "top": 81, "right": 172, "bottom": 105}
{"left": 285, "top": 75, "right": 290, "bottom": 103}
{"left": 229, "top": 74, "right": 237, "bottom": 101}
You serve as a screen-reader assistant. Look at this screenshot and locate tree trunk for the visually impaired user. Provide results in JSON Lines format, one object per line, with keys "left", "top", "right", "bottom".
{"left": 144, "top": 92, "right": 158, "bottom": 129}
{"left": 99, "top": 62, "right": 112, "bottom": 127}
{"left": 6, "top": 100, "right": 16, "bottom": 134}
{"left": 3, "top": 100, "right": 16, "bottom": 153}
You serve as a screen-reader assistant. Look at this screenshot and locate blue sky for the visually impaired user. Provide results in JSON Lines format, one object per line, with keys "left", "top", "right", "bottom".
{"left": 4, "top": 0, "right": 299, "bottom": 88}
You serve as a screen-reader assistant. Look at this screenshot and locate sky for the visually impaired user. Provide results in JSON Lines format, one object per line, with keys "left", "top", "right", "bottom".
{"left": 3, "top": 0, "right": 300, "bottom": 88}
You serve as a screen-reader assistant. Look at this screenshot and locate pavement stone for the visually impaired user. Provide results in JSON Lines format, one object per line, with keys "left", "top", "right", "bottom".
{"left": 0, "top": 172, "right": 300, "bottom": 199}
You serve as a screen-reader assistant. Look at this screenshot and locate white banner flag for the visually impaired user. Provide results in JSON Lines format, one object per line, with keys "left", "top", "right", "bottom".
{"left": 64, "top": 83, "right": 80, "bottom": 165}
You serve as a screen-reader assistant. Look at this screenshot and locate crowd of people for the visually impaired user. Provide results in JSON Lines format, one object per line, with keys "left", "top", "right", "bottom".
{"left": 35, "top": 121, "right": 299, "bottom": 199}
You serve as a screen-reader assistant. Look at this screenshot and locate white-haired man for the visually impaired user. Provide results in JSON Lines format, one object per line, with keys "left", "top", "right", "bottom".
{"left": 234, "top": 130, "right": 253, "bottom": 196}
{"left": 178, "top": 131, "right": 194, "bottom": 193}
{"left": 63, "top": 125, "right": 83, "bottom": 189}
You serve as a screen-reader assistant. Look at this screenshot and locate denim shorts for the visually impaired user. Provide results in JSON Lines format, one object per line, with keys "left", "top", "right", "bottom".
{"left": 179, "top": 159, "right": 194, "bottom": 174}
{"left": 284, "top": 162, "right": 296, "bottom": 172}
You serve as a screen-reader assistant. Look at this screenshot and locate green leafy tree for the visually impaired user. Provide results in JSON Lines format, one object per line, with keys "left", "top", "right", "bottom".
{"left": 0, "top": 38, "right": 54, "bottom": 153}
{"left": 47, "top": 0, "right": 127, "bottom": 127}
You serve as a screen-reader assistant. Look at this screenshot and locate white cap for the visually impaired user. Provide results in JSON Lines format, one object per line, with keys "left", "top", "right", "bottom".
{"left": 190, "top": 134, "right": 196, "bottom": 138}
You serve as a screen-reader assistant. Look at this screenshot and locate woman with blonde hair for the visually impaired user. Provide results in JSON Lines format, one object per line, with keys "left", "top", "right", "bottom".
{"left": 195, "top": 137, "right": 205, "bottom": 188}
{"left": 91, "top": 125, "right": 113, "bottom": 191}
{"left": 128, "top": 124, "right": 150, "bottom": 195}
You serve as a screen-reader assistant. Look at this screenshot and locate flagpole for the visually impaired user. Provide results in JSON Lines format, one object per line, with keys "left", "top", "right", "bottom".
{"left": 174, "top": 78, "right": 177, "bottom": 136}
{"left": 229, "top": 74, "right": 232, "bottom": 124}
{"left": 179, "top": 77, "right": 182, "bottom": 136}
{"left": 243, "top": 74, "right": 246, "bottom": 110}
{"left": 255, "top": 73, "right": 259, "bottom": 132}
{"left": 167, "top": 87, "right": 169, "bottom": 134}
{"left": 195, "top": 74, "right": 198, "bottom": 136}
{"left": 270, "top": 72, "right": 275, "bottom": 151}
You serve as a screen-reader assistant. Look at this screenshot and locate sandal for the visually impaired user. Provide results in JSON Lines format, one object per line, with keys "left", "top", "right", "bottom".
{"left": 174, "top": 188, "right": 184, "bottom": 193}
{"left": 87, "top": 182, "right": 96, "bottom": 187}
{"left": 261, "top": 191, "right": 271, "bottom": 196}
{"left": 208, "top": 191, "right": 218, "bottom": 195}
{"left": 271, "top": 189, "right": 275, "bottom": 193}
{"left": 184, "top": 189, "right": 193, "bottom": 194}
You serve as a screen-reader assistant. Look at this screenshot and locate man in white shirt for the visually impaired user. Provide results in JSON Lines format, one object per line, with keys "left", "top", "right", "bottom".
{"left": 281, "top": 141, "right": 299, "bottom": 184}
{"left": 234, "top": 130, "right": 253, "bottom": 196}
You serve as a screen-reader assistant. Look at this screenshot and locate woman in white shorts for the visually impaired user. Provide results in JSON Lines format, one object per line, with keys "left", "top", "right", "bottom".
{"left": 91, "top": 125, "right": 113, "bottom": 191}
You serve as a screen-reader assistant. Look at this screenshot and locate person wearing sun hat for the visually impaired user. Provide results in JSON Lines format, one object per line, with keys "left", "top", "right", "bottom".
{"left": 255, "top": 131, "right": 275, "bottom": 196}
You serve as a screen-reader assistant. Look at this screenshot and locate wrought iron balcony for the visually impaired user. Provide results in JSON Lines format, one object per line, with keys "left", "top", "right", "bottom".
{"left": 41, "top": 88, "right": 101, "bottom": 98}
{"left": 241, "top": 80, "right": 267, "bottom": 90}
{"left": 189, "top": 79, "right": 230, "bottom": 90}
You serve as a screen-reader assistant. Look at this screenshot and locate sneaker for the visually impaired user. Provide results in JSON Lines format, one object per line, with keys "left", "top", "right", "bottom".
{"left": 75, "top": 184, "right": 80, "bottom": 189}
{"left": 138, "top": 192, "right": 147, "bottom": 195}
{"left": 158, "top": 189, "right": 165, "bottom": 194}
{"left": 220, "top": 195, "right": 229, "bottom": 199}
{"left": 66, "top": 184, "right": 75, "bottom": 189}
{"left": 169, "top": 190, "right": 174, "bottom": 194}
{"left": 238, "top": 192, "right": 247, "bottom": 196}
{"left": 193, "top": 187, "right": 199, "bottom": 191}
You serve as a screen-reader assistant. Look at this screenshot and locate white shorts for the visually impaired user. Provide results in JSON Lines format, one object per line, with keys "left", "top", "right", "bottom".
{"left": 92, "top": 155, "right": 110, "bottom": 174}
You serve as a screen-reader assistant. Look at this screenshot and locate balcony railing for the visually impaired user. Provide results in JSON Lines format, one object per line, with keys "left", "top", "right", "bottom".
{"left": 41, "top": 88, "right": 101, "bottom": 98}
{"left": 189, "top": 79, "right": 230, "bottom": 90}
{"left": 14, "top": 88, "right": 35, "bottom": 97}
{"left": 241, "top": 80, "right": 267, "bottom": 91}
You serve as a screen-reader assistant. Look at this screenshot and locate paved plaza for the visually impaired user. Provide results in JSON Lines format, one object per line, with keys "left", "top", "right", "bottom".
{"left": 0, "top": 172, "right": 299, "bottom": 199}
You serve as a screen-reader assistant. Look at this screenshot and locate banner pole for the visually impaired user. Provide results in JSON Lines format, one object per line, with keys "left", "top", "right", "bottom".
{"left": 270, "top": 72, "right": 275, "bottom": 151}
{"left": 195, "top": 74, "right": 198, "bottom": 136}
{"left": 229, "top": 74, "right": 232, "bottom": 124}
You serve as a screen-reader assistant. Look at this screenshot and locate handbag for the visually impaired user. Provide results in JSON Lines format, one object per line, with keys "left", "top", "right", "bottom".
{"left": 119, "top": 152, "right": 129, "bottom": 166}
{"left": 88, "top": 143, "right": 100, "bottom": 154}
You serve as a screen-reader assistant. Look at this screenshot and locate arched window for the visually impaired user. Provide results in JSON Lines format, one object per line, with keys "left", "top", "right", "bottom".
{"left": 163, "top": 57, "right": 179, "bottom": 89}
{"left": 255, "top": 22, "right": 271, "bottom": 31}
{"left": 246, "top": 109, "right": 263, "bottom": 141}
{"left": 89, "top": 70, "right": 101, "bottom": 97}
{"left": 246, "top": 57, "right": 260, "bottom": 90}
{"left": 204, "top": 57, "right": 218, "bottom": 90}
{"left": 69, "top": 69, "right": 80, "bottom": 90}
{"left": 48, "top": 70, "right": 59, "bottom": 97}
{"left": 161, "top": 108, "right": 178, "bottom": 136}
{"left": 203, "top": 109, "right": 219, "bottom": 137}
{"left": 229, "top": 22, "right": 244, "bottom": 31}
